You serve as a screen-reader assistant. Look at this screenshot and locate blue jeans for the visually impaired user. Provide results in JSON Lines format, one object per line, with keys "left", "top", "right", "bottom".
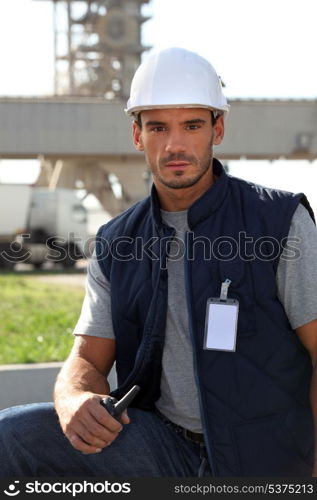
{"left": 0, "top": 403, "right": 211, "bottom": 477}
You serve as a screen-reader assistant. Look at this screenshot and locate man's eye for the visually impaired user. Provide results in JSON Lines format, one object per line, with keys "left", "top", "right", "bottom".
{"left": 186, "top": 124, "right": 200, "bottom": 130}
{"left": 151, "top": 126, "right": 166, "bottom": 132}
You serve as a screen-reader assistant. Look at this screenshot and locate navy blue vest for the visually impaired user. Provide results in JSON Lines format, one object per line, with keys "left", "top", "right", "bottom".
{"left": 96, "top": 159, "right": 315, "bottom": 476}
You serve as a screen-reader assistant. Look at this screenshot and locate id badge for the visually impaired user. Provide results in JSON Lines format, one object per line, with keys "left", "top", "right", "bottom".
{"left": 204, "top": 298, "right": 239, "bottom": 351}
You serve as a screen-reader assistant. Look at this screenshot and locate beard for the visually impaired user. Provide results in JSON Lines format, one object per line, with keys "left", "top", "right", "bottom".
{"left": 146, "top": 142, "right": 214, "bottom": 190}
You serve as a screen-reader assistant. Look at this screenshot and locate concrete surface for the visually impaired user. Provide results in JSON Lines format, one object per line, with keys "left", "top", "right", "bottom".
{"left": 0, "top": 362, "right": 117, "bottom": 410}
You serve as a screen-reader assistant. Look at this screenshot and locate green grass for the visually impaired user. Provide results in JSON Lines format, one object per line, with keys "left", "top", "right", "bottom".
{"left": 0, "top": 274, "right": 84, "bottom": 364}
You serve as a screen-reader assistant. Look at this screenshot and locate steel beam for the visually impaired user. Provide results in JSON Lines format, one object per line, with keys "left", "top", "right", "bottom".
{"left": 0, "top": 97, "right": 316, "bottom": 160}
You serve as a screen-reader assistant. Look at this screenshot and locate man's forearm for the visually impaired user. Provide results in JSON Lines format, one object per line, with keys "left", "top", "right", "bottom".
{"left": 54, "top": 354, "right": 110, "bottom": 410}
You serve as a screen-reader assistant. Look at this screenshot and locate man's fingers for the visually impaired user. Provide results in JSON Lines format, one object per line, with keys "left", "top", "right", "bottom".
{"left": 76, "top": 420, "right": 117, "bottom": 449}
{"left": 83, "top": 406, "right": 121, "bottom": 434}
{"left": 68, "top": 432, "right": 105, "bottom": 455}
{"left": 69, "top": 394, "right": 123, "bottom": 434}
{"left": 95, "top": 398, "right": 129, "bottom": 431}
{"left": 119, "top": 409, "right": 130, "bottom": 424}
{"left": 68, "top": 415, "right": 120, "bottom": 449}
{"left": 60, "top": 392, "right": 130, "bottom": 455}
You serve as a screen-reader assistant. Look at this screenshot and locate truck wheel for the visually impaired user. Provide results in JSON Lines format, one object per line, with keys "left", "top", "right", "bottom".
{"left": 61, "top": 244, "right": 76, "bottom": 269}
{"left": 0, "top": 258, "right": 15, "bottom": 270}
{"left": 62, "top": 257, "right": 76, "bottom": 269}
{"left": 0, "top": 243, "right": 19, "bottom": 269}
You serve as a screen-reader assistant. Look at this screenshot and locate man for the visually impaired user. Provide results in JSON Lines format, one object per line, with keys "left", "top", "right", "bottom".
{"left": 1, "top": 47, "right": 317, "bottom": 477}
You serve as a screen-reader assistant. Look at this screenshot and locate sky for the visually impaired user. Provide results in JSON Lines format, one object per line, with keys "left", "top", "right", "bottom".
{"left": 0, "top": 0, "right": 316, "bottom": 211}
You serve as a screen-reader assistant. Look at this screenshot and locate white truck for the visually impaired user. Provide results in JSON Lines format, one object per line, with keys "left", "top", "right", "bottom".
{"left": 0, "top": 185, "right": 89, "bottom": 269}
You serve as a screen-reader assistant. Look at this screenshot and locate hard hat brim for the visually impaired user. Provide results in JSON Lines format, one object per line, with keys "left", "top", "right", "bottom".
{"left": 125, "top": 103, "right": 230, "bottom": 117}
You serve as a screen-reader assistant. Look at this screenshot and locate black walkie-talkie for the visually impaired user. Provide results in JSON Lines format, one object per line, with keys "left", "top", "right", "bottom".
{"left": 100, "top": 385, "right": 140, "bottom": 420}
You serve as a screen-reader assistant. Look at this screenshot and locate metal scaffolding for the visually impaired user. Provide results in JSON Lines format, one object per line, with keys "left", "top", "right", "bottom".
{"left": 37, "top": 0, "right": 151, "bottom": 98}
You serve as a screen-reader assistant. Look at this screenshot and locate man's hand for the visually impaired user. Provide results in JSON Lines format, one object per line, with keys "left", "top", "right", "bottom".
{"left": 58, "top": 391, "right": 130, "bottom": 454}
{"left": 53, "top": 336, "right": 126, "bottom": 454}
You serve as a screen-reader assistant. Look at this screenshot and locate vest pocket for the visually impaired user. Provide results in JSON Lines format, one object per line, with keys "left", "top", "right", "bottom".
{"left": 231, "top": 415, "right": 313, "bottom": 476}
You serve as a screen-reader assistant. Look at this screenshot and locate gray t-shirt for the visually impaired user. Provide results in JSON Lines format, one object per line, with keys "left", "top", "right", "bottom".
{"left": 74, "top": 203, "right": 317, "bottom": 432}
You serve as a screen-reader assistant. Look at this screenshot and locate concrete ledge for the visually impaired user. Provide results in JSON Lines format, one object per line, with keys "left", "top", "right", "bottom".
{"left": 0, "top": 362, "right": 117, "bottom": 410}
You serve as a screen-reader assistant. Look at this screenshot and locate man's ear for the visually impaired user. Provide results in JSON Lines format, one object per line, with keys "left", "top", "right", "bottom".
{"left": 212, "top": 115, "right": 225, "bottom": 145}
{"left": 132, "top": 121, "right": 144, "bottom": 151}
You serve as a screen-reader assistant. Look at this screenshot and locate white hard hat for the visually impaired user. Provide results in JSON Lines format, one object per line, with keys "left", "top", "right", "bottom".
{"left": 125, "top": 47, "right": 230, "bottom": 116}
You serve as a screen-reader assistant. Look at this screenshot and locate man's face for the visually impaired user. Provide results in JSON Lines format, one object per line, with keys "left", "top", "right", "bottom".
{"left": 132, "top": 108, "right": 224, "bottom": 191}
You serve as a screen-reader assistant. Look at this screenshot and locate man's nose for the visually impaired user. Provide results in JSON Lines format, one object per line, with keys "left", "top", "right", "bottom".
{"left": 165, "top": 131, "right": 186, "bottom": 154}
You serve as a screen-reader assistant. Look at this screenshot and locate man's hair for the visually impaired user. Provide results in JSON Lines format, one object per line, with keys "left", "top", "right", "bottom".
{"left": 135, "top": 110, "right": 222, "bottom": 129}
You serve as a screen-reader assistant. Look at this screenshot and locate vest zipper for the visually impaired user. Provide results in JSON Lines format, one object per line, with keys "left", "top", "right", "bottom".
{"left": 184, "top": 231, "right": 217, "bottom": 477}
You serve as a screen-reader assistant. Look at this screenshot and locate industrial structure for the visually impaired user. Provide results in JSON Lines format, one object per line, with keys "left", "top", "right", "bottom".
{"left": 48, "top": 0, "right": 151, "bottom": 98}
{"left": 32, "top": 0, "right": 153, "bottom": 214}
{"left": 0, "top": 1, "right": 316, "bottom": 216}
